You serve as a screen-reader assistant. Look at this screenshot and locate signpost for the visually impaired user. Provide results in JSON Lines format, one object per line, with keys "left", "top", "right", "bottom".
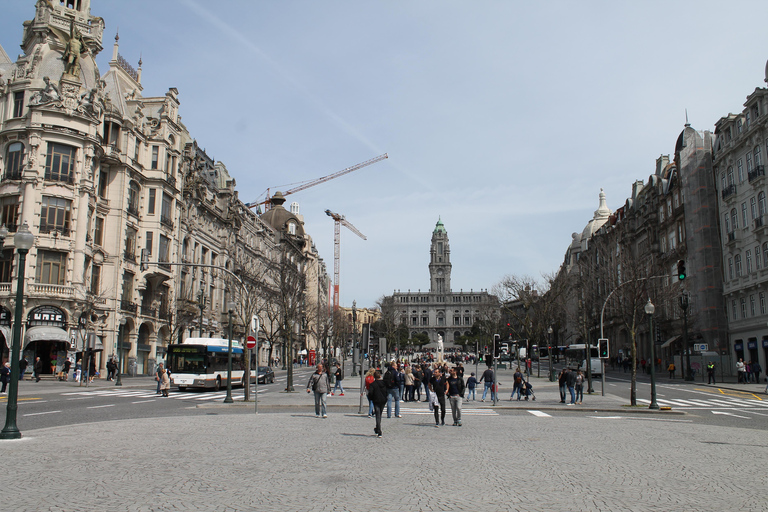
{"left": 246, "top": 335, "right": 256, "bottom": 350}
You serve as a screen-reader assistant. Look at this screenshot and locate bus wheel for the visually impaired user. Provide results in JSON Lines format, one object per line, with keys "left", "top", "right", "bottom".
{"left": 214, "top": 376, "right": 221, "bottom": 392}
{"left": 178, "top": 386, "right": 186, "bottom": 392}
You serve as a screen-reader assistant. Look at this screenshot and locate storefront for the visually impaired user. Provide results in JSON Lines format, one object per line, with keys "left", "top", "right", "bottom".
{"left": 0, "top": 306, "right": 11, "bottom": 363}
{"left": 23, "top": 306, "right": 70, "bottom": 374}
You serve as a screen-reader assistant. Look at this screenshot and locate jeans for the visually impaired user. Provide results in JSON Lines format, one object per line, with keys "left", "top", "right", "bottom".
{"left": 414, "top": 383, "right": 421, "bottom": 401}
{"left": 433, "top": 394, "right": 446, "bottom": 424}
{"left": 707, "top": 371, "right": 716, "bottom": 384}
{"left": 313, "top": 391, "right": 327, "bottom": 417}
{"left": 559, "top": 384, "right": 566, "bottom": 402}
{"left": 575, "top": 384, "right": 583, "bottom": 403}
{"left": 481, "top": 382, "right": 496, "bottom": 401}
{"left": 466, "top": 387, "right": 476, "bottom": 400}
{"left": 399, "top": 384, "right": 405, "bottom": 401}
{"left": 333, "top": 380, "right": 344, "bottom": 394}
{"left": 368, "top": 397, "right": 374, "bottom": 416}
{"left": 373, "top": 403, "right": 384, "bottom": 435}
{"left": 511, "top": 383, "right": 522, "bottom": 400}
{"left": 405, "top": 384, "right": 414, "bottom": 401}
{"left": 449, "top": 395, "right": 462, "bottom": 424}
{"left": 568, "top": 386, "right": 575, "bottom": 404}
{"left": 386, "top": 388, "right": 400, "bottom": 417}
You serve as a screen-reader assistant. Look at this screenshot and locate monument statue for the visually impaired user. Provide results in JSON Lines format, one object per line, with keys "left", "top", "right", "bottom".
{"left": 437, "top": 334, "right": 444, "bottom": 362}
{"left": 63, "top": 20, "right": 86, "bottom": 78}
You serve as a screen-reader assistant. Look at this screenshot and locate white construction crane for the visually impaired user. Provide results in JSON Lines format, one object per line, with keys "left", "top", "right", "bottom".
{"left": 325, "top": 209, "right": 366, "bottom": 311}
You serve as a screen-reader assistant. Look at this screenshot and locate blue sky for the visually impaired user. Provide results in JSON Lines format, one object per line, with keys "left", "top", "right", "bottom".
{"left": 3, "top": 1, "right": 768, "bottom": 308}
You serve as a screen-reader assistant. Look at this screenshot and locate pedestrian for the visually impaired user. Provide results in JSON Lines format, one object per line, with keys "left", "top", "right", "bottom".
{"left": 558, "top": 368, "right": 568, "bottom": 403}
{"left": 446, "top": 367, "right": 465, "bottom": 426}
{"left": 396, "top": 363, "right": 406, "bottom": 403}
{"left": 160, "top": 365, "right": 170, "bottom": 397}
{"left": 88, "top": 356, "right": 97, "bottom": 383}
{"left": 412, "top": 365, "right": 423, "bottom": 402}
{"left": 367, "top": 370, "right": 388, "bottom": 438}
{"left": 752, "top": 361, "right": 762, "bottom": 384}
{"left": 61, "top": 358, "right": 72, "bottom": 381}
{"left": 156, "top": 363, "right": 165, "bottom": 394}
{"left": 306, "top": 364, "right": 330, "bottom": 418}
{"left": 421, "top": 363, "right": 432, "bottom": 403}
{"left": 18, "top": 357, "right": 28, "bottom": 381}
{"left": 383, "top": 361, "right": 401, "bottom": 418}
{"left": 363, "top": 367, "right": 376, "bottom": 417}
{"left": 466, "top": 372, "right": 477, "bottom": 401}
{"left": 736, "top": 358, "right": 746, "bottom": 383}
{"left": 106, "top": 358, "right": 116, "bottom": 381}
{"left": 565, "top": 368, "right": 577, "bottom": 405}
{"left": 706, "top": 361, "right": 716, "bottom": 384}
{"left": 510, "top": 368, "right": 524, "bottom": 401}
{"left": 0, "top": 361, "right": 10, "bottom": 393}
{"left": 331, "top": 363, "right": 344, "bottom": 396}
{"left": 429, "top": 367, "right": 448, "bottom": 427}
{"left": 404, "top": 367, "right": 414, "bottom": 402}
{"left": 34, "top": 356, "right": 42, "bottom": 382}
{"left": 667, "top": 362, "right": 675, "bottom": 379}
{"left": 744, "top": 361, "right": 752, "bottom": 383}
{"left": 575, "top": 370, "right": 584, "bottom": 404}
{"left": 479, "top": 365, "right": 495, "bottom": 402}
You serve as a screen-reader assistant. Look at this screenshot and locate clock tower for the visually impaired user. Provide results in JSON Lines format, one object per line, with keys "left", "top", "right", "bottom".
{"left": 429, "top": 218, "right": 451, "bottom": 294}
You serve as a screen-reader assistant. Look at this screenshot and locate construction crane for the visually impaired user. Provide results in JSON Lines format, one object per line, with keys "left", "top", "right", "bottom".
{"left": 247, "top": 153, "right": 388, "bottom": 211}
{"left": 325, "top": 209, "right": 366, "bottom": 311}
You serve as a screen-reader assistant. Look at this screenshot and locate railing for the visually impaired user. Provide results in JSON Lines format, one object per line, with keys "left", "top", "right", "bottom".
{"left": 141, "top": 306, "right": 157, "bottom": 318}
{"left": 39, "top": 225, "right": 71, "bottom": 237}
{"left": 0, "top": 283, "right": 12, "bottom": 293}
{"left": 43, "top": 172, "right": 75, "bottom": 185}
{"left": 727, "top": 231, "right": 737, "bottom": 243}
{"left": 165, "top": 174, "right": 177, "bottom": 188}
{"left": 748, "top": 165, "right": 765, "bottom": 182}
{"left": 29, "top": 283, "right": 75, "bottom": 298}
{"left": 755, "top": 217, "right": 764, "bottom": 229}
{"left": 722, "top": 184, "right": 737, "bottom": 200}
{"left": 159, "top": 309, "right": 172, "bottom": 321}
{"left": 126, "top": 204, "right": 140, "bottom": 217}
{"left": 124, "top": 250, "right": 136, "bottom": 263}
{"left": 160, "top": 215, "right": 174, "bottom": 229}
{"left": 2, "top": 171, "right": 23, "bottom": 181}
{"left": 120, "top": 300, "right": 137, "bottom": 313}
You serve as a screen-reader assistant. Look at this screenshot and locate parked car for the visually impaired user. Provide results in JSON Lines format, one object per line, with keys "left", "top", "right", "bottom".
{"left": 258, "top": 366, "right": 275, "bottom": 384}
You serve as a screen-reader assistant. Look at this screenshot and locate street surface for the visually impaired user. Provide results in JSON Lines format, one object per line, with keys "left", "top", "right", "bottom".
{"left": 1, "top": 364, "right": 766, "bottom": 511}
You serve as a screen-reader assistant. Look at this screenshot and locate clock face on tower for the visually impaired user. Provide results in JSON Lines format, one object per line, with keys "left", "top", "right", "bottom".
{"left": 437, "top": 269, "right": 444, "bottom": 276}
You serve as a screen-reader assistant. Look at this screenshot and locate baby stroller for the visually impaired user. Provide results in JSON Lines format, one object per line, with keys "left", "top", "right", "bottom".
{"left": 521, "top": 381, "right": 535, "bottom": 401}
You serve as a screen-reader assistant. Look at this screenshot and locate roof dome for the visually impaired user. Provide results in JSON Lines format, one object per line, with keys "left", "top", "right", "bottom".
{"left": 433, "top": 217, "right": 447, "bottom": 235}
{"left": 581, "top": 189, "right": 612, "bottom": 242}
{"left": 260, "top": 192, "right": 305, "bottom": 239}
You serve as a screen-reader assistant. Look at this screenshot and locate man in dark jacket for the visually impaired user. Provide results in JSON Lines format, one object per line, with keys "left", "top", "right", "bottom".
{"left": 479, "top": 366, "right": 495, "bottom": 402}
{"left": 367, "top": 370, "right": 388, "bottom": 437}
{"left": 446, "top": 367, "right": 465, "bottom": 426}
{"left": 565, "top": 368, "right": 577, "bottom": 405}
{"left": 558, "top": 368, "right": 568, "bottom": 403}
{"left": 34, "top": 356, "right": 42, "bottom": 382}
{"left": 383, "top": 361, "right": 401, "bottom": 418}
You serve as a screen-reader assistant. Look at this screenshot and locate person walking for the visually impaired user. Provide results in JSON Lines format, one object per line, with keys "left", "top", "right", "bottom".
{"left": 159, "top": 365, "right": 170, "bottom": 397}
{"left": 706, "top": 361, "right": 716, "bottom": 384}
{"left": 479, "top": 365, "right": 495, "bottom": 402}
{"left": 18, "top": 357, "right": 28, "bottom": 381}
{"left": 510, "top": 368, "right": 524, "bottom": 401}
{"left": 575, "top": 370, "right": 584, "bottom": 404}
{"left": 384, "top": 361, "right": 401, "bottom": 418}
{"left": 751, "top": 361, "right": 762, "bottom": 385}
{"left": 667, "top": 362, "right": 676, "bottom": 379}
{"left": 736, "top": 358, "right": 746, "bottom": 383}
{"left": 466, "top": 372, "right": 477, "bottom": 401}
{"left": 412, "top": 365, "right": 423, "bottom": 402}
{"left": 429, "top": 367, "right": 448, "bottom": 427}
{"left": 404, "top": 367, "right": 414, "bottom": 402}
{"left": 106, "top": 358, "right": 116, "bottom": 381}
{"left": 396, "top": 364, "right": 406, "bottom": 403}
{"left": 363, "top": 367, "right": 376, "bottom": 417}
{"left": 306, "top": 364, "right": 331, "bottom": 418}
{"left": 421, "top": 363, "right": 432, "bottom": 403}
{"left": 446, "top": 367, "right": 465, "bottom": 426}
{"left": 558, "top": 368, "right": 568, "bottom": 403}
{"left": 156, "top": 363, "right": 165, "bottom": 394}
{"left": 367, "top": 370, "right": 388, "bottom": 438}
{"left": 331, "top": 363, "right": 345, "bottom": 396}
{"left": 34, "top": 356, "right": 42, "bottom": 382}
{"left": 565, "top": 368, "right": 577, "bottom": 405}
{"left": 61, "top": 359, "right": 72, "bottom": 381}
{"left": 0, "top": 361, "right": 10, "bottom": 393}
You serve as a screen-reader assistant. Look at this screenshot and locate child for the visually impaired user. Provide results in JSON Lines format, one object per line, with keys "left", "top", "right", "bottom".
{"left": 466, "top": 372, "right": 478, "bottom": 401}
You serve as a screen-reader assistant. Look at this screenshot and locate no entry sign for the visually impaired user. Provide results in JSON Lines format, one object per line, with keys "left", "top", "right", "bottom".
{"left": 246, "top": 335, "right": 257, "bottom": 349}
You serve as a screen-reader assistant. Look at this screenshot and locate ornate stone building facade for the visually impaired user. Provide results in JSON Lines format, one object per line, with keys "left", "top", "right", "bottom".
{"left": 386, "top": 219, "right": 497, "bottom": 347}
{"left": 0, "top": 0, "right": 328, "bottom": 376}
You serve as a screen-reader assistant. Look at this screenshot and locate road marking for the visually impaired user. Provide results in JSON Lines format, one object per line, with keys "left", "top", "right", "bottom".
{"left": 712, "top": 411, "right": 750, "bottom": 419}
{"left": 131, "top": 400, "right": 156, "bottom": 404}
{"left": 87, "top": 404, "right": 115, "bottom": 409}
{"left": 23, "top": 410, "right": 61, "bottom": 416}
{"left": 527, "top": 410, "right": 551, "bottom": 417}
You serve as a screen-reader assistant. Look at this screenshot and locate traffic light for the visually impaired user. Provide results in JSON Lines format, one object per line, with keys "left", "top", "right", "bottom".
{"left": 598, "top": 338, "right": 609, "bottom": 359}
{"left": 493, "top": 334, "right": 501, "bottom": 359}
{"left": 677, "top": 259, "right": 686, "bottom": 280}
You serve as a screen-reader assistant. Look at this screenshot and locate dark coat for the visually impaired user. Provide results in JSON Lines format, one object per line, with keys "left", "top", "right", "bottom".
{"left": 367, "top": 380, "right": 388, "bottom": 406}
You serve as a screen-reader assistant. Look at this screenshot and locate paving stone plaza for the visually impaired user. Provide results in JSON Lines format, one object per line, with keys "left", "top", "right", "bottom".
{"left": 1, "top": 374, "right": 764, "bottom": 512}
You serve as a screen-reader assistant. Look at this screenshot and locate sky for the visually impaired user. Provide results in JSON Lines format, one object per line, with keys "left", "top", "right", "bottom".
{"left": 3, "top": 1, "right": 768, "bottom": 309}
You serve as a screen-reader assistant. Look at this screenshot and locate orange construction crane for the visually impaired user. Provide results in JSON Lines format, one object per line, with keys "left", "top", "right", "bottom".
{"left": 247, "top": 153, "right": 388, "bottom": 211}
{"left": 325, "top": 209, "right": 366, "bottom": 311}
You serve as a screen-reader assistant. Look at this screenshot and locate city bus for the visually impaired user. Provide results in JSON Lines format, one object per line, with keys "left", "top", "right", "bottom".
{"left": 168, "top": 338, "right": 251, "bottom": 391}
{"left": 563, "top": 344, "right": 602, "bottom": 377}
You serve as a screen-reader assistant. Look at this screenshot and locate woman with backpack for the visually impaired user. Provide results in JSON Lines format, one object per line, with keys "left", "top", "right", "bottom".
{"left": 363, "top": 367, "right": 376, "bottom": 417}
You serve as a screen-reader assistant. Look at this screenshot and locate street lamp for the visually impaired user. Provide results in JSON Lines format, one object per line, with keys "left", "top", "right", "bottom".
{"left": 198, "top": 289, "right": 205, "bottom": 338}
{"left": 547, "top": 326, "right": 554, "bottom": 381}
{"left": 351, "top": 301, "right": 358, "bottom": 377}
{"left": 115, "top": 317, "right": 127, "bottom": 386}
{"left": 224, "top": 301, "right": 236, "bottom": 404}
{"left": 644, "top": 298, "right": 659, "bottom": 410}
{"left": 1, "top": 221, "right": 35, "bottom": 440}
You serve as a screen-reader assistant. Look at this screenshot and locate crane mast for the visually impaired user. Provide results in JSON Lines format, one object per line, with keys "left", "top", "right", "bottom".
{"left": 325, "top": 209, "right": 366, "bottom": 311}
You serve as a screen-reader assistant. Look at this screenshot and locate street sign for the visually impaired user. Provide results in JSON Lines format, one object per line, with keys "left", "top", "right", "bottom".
{"left": 246, "top": 335, "right": 257, "bottom": 349}
{"left": 251, "top": 315, "right": 259, "bottom": 332}
{"left": 693, "top": 343, "right": 708, "bottom": 352}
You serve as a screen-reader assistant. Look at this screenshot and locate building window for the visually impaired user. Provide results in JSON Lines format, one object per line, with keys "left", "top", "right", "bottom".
{"left": 737, "top": 160, "right": 743, "bottom": 183}
{"left": 756, "top": 245, "right": 762, "bottom": 270}
{"left": 94, "top": 217, "right": 104, "bottom": 246}
{"left": 724, "top": 214, "right": 730, "bottom": 234}
{"left": 731, "top": 209, "right": 738, "bottom": 230}
{"left": 760, "top": 192, "right": 767, "bottom": 217}
{"left": 0, "top": 196, "right": 20, "bottom": 232}
{"left": 747, "top": 153, "right": 753, "bottom": 173}
{"left": 45, "top": 143, "right": 76, "bottom": 184}
{"left": 763, "top": 242, "right": 768, "bottom": 268}
{"left": 673, "top": 191, "right": 680, "bottom": 209}
{"left": 4, "top": 142, "right": 24, "bottom": 179}
{"left": 40, "top": 196, "right": 72, "bottom": 235}
{"left": 728, "top": 167, "right": 735, "bottom": 186}
{"left": 159, "top": 234, "right": 170, "bottom": 263}
{"left": 147, "top": 189, "right": 156, "bottom": 214}
{"left": 90, "top": 264, "right": 101, "bottom": 295}
{"left": 98, "top": 169, "right": 108, "bottom": 199}
{"left": 735, "top": 254, "right": 743, "bottom": 277}
{"left": 122, "top": 271, "right": 134, "bottom": 303}
{"left": 742, "top": 202, "right": 748, "bottom": 229}
{"left": 746, "top": 249, "right": 753, "bottom": 274}
{"left": 36, "top": 250, "right": 67, "bottom": 285}
{"left": 125, "top": 228, "right": 137, "bottom": 261}
{"left": 741, "top": 298, "right": 747, "bottom": 319}
{"left": 731, "top": 300, "right": 737, "bottom": 321}
{"left": 12, "top": 91, "right": 24, "bottom": 117}
{"left": 145, "top": 231, "right": 153, "bottom": 255}
{"left": 756, "top": 146, "right": 763, "bottom": 167}
{"left": 751, "top": 197, "right": 758, "bottom": 221}
{"left": 133, "top": 138, "right": 140, "bottom": 162}
{"left": 728, "top": 258, "right": 733, "bottom": 280}
{"left": 761, "top": 292, "right": 766, "bottom": 315}
{"left": 127, "top": 182, "right": 140, "bottom": 216}
{"left": 151, "top": 146, "right": 159, "bottom": 169}
{"left": 677, "top": 223, "right": 684, "bottom": 243}
{"left": 102, "top": 120, "right": 120, "bottom": 148}
{"left": 750, "top": 294, "right": 756, "bottom": 317}
{"left": 659, "top": 206, "right": 664, "bottom": 223}
{"left": 161, "top": 193, "right": 173, "bottom": 227}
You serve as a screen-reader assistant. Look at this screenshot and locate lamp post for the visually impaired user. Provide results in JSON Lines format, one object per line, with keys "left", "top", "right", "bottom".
{"left": 1, "top": 222, "right": 35, "bottom": 440}
{"left": 644, "top": 298, "right": 659, "bottom": 410}
{"left": 547, "top": 326, "right": 554, "bottom": 381}
{"left": 115, "top": 317, "right": 127, "bottom": 386}
{"left": 198, "top": 290, "right": 205, "bottom": 338}
{"left": 224, "top": 301, "right": 236, "bottom": 404}
{"left": 680, "top": 292, "right": 692, "bottom": 381}
{"left": 351, "top": 301, "right": 358, "bottom": 377}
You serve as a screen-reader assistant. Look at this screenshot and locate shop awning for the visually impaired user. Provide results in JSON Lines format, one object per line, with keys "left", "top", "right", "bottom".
{"left": 0, "top": 325, "right": 10, "bottom": 347}
{"left": 660, "top": 335, "right": 680, "bottom": 349}
{"left": 24, "top": 326, "right": 70, "bottom": 349}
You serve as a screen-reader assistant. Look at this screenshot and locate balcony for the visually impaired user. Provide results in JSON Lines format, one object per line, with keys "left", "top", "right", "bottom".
{"left": 124, "top": 250, "right": 136, "bottom": 263}
{"left": 29, "top": 283, "right": 75, "bottom": 298}
{"left": 749, "top": 165, "right": 765, "bottom": 183}
{"left": 726, "top": 231, "right": 737, "bottom": 246}
{"left": 722, "top": 184, "right": 737, "bottom": 201}
{"left": 39, "top": 225, "right": 71, "bottom": 237}
{"left": 165, "top": 174, "right": 177, "bottom": 188}
{"left": 159, "top": 309, "right": 172, "bottom": 321}
{"left": 2, "top": 171, "right": 23, "bottom": 181}
{"left": 126, "top": 204, "right": 140, "bottom": 218}
{"left": 43, "top": 172, "right": 75, "bottom": 185}
{"left": 160, "top": 215, "right": 174, "bottom": 229}
{"left": 120, "top": 300, "right": 137, "bottom": 313}
{"left": 141, "top": 305, "right": 157, "bottom": 318}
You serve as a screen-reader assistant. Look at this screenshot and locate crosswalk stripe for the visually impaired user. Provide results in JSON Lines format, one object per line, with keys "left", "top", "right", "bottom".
{"left": 528, "top": 410, "right": 552, "bottom": 417}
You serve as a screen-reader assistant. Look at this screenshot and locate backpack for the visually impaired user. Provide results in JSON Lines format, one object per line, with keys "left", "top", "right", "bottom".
{"left": 383, "top": 369, "right": 396, "bottom": 388}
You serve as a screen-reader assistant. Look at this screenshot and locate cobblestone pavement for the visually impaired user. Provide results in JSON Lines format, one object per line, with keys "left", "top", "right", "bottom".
{"left": 2, "top": 397, "right": 765, "bottom": 511}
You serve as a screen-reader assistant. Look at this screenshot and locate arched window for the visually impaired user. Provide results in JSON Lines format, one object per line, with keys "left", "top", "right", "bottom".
{"left": 755, "top": 146, "right": 763, "bottom": 167}
{"left": 759, "top": 191, "right": 767, "bottom": 217}
{"left": 731, "top": 208, "right": 738, "bottom": 230}
{"left": 4, "top": 142, "right": 24, "bottom": 179}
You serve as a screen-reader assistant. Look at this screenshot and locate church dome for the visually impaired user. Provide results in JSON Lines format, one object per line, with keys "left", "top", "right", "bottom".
{"left": 433, "top": 217, "right": 447, "bottom": 234}
{"left": 260, "top": 192, "right": 306, "bottom": 239}
{"left": 581, "top": 189, "right": 612, "bottom": 241}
